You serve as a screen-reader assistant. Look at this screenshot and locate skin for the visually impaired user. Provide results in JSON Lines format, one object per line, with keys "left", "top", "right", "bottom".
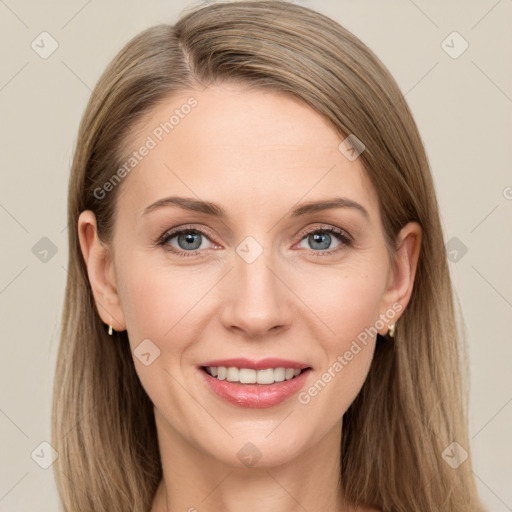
{"left": 78, "top": 84, "right": 421, "bottom": 512}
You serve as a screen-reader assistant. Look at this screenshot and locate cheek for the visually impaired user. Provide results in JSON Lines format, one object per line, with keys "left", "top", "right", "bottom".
{"left": 117, "top": 255, "right": 210, "bottom": 341}
{"left": 294, "top": 258, "right": 387, "bottom": 344}
{"left": 292, "top": 259, "right": 387, "bottom": 411}
{"left": 115, "top": 258, "right": 211, "bottom": 409}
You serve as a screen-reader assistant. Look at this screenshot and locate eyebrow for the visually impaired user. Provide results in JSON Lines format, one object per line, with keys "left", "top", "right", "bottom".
{"left": 143, "top": 196, "right": 370, "bottom": 220}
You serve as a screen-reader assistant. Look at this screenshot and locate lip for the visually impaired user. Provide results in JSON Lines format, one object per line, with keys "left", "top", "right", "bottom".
{"left": 199, "top": 366, "right": 312, "bottom": 408}
{"left": 200, "top": 358, "right": 310, "bottom": 370}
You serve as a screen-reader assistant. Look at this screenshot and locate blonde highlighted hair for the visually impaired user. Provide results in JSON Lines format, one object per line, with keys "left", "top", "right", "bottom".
{"left": 52, "top": 1, "right": 485, "bottom": 510}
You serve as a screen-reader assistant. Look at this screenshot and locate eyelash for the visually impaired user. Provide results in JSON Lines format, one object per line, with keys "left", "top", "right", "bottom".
{"left": 155, "top": 224, "right": 352, "bottom": 258}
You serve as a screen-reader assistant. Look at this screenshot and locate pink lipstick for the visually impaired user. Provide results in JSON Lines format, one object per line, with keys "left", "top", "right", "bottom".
{"left": 198, "top": 358, "right": 312, "bottom": 408}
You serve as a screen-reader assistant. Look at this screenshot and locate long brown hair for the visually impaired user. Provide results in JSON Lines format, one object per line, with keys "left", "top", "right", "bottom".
{"left": 52, "top": 1, "right": 485, "bottom": 510}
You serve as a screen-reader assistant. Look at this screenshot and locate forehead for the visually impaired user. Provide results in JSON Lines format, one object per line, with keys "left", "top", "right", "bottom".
{"left": 117, "top": 84, "right": 378, "bottom": 218}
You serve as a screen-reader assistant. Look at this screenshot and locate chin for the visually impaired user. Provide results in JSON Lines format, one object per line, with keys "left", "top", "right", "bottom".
{"left": 205, "top": 431, "right": 310, "bottom": 470}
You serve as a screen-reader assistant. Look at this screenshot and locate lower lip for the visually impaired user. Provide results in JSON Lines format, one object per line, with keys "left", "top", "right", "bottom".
{"left": 200, "top": 368, "right": 311, "bottom": 408}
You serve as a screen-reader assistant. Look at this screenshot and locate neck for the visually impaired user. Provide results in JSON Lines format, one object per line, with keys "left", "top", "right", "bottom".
{"left": 151, "top": 410, "right": 352, "bottom": 512}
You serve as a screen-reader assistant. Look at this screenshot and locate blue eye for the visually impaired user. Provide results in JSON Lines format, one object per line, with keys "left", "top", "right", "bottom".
{"left": 297, "top": 228, "right": 350, "bottom": 254}
{"left": 306, "top": 231, "right": 336, "bottom": 250}
{"left": 175, "top": 231, "right": 203, "bottom": 250}
{"left": 159, "top": 228, "right": 214, "bottom": 256}
{"left": 157, "top": 225, "right": 352, "bottom": 258}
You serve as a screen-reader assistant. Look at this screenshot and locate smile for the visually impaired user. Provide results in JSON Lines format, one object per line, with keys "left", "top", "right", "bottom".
{"left": 199, "top": 358, "right": 312, "bottom": 408}
{"left": 204, "top": 366, "right": 304, "bottom": 384}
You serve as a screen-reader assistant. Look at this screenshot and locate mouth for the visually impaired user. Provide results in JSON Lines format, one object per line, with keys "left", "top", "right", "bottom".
{"left": 201, "top": 365, "right": 309, "bottom": 384}
{"left": 198, "top": 358, "right": 312, "bottom": 408}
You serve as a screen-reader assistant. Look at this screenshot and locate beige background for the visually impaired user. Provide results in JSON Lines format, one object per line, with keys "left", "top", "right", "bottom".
{"left": 1, "top": 0, "right": 511, "bottom": 510}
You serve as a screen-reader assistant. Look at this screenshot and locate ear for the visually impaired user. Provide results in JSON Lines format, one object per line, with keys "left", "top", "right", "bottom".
{"left": 77, "top": 210, "right": 126, "bottom": 332}
{"left": 377, "top": 221, "right": 422, "bottom": 335}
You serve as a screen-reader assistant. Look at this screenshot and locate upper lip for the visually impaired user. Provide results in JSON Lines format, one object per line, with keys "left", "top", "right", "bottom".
{"left": 200, "top": 358, "right": 311, "bottom": 371}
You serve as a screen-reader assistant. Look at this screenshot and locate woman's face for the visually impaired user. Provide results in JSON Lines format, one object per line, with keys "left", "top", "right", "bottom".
{"left": 81, "top": 83, "right": 419, "bottom": 468}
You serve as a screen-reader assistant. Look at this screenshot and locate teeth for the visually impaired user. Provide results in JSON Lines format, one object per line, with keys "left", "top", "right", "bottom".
{"left": 205, "top": 366, "right": 305, "bottom": 384}
{"left": 226, "top": 367, "right": 239, "bottom": 382}
{"left": 239, "top": 368, "right": 256, "bottom": 384}
{"left": 257, "top": 368, "right": 276, "bottom": 384}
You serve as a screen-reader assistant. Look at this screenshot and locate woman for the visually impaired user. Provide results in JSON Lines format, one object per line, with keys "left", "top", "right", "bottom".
{"left": 52, "top": 1, "right": 485, "bottom": 511}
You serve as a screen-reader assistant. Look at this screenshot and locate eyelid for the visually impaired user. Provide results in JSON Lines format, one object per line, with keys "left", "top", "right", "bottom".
{"left": 294, "top": 223, "right": 353, "bottom": 244}
{"left": 156, "top": 224, "right": 218, "bottom": 246}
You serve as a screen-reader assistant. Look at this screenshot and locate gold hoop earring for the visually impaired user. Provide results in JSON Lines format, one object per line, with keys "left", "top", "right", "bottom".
{"left": 388, "top": 323, "right": 396, "bottom": 338}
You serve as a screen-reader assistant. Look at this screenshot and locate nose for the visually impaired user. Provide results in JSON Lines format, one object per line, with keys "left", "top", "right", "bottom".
{"left": 219, "top": 250, "right": 292, "bottom": 339}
